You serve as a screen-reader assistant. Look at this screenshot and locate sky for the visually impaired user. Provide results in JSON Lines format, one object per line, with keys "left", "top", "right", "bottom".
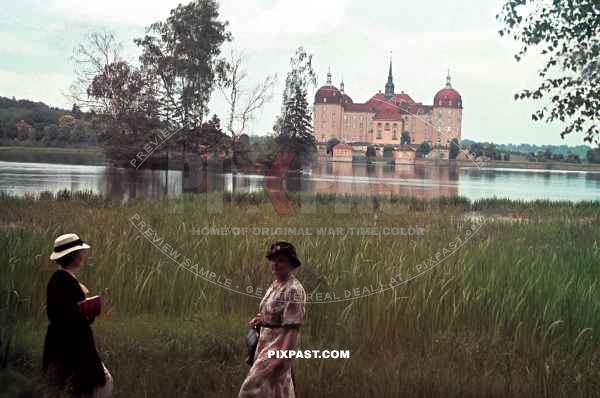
{"left": 0, "top": 0, "right": 587, "bottom": 146}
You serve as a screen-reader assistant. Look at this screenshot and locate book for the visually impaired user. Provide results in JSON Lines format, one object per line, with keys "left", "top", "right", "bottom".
{"left": 78, "top": 295, "right": 102, "bottom": 318}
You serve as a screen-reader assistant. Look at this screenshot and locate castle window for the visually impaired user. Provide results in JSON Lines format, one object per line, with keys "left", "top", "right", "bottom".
{"left": 384, "top": 123, "right": 390, "bottom": 131}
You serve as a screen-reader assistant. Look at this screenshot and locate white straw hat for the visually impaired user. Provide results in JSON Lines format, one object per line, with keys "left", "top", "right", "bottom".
{"left": 49, "top": 233, "right": 91, "bottom": 261}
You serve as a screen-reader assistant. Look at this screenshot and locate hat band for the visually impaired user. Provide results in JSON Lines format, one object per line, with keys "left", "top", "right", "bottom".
{"left": 53, "top": 239, "right": 84, "bottom": 253}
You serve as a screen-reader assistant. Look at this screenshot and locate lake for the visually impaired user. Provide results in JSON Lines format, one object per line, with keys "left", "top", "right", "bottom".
{"left": 1, "top": 155, "right": 599, "bottom": 202}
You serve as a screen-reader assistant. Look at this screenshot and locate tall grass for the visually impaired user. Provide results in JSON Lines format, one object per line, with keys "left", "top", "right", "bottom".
{"left": 1, "top": 192, "right": 600, "bottom": 397}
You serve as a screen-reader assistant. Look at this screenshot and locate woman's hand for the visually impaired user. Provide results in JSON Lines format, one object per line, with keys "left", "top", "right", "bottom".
{"left": 248, "top": 313, "right": 263, "bottom": 328}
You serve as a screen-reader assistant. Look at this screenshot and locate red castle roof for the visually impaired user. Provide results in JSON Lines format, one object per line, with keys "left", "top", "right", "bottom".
{"left": 313, "top": 70, "right": 462, "bottom": 116}
{"left": 314, "top": 85, "right": 342, "bottom": 104}
{"left": 434, "top": 87, "right": 462, "bottom": 108}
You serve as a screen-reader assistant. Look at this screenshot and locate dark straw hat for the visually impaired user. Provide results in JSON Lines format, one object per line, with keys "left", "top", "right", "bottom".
{"left": 266, "top": 241, "right": 301, "bottom": 268}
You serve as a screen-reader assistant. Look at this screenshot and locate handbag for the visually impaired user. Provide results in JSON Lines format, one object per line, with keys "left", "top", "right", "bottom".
{"left": 245, "top": 322, "right": 283, "bottom": 365}
{"left": 245, "top": 327, "right": 259, "bottom": 365}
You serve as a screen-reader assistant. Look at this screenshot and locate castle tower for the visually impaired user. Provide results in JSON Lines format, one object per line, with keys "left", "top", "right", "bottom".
{"left": 433, "top": 69, "right": 463, "bottom": 147}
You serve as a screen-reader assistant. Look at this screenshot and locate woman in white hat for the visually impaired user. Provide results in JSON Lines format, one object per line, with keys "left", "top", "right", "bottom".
{"left": 43, "top": 233, "right": 113, "bottom": 398}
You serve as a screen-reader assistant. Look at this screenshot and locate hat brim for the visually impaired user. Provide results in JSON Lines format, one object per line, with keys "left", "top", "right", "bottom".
{"left": 49, "top": 243, "right": 90, "bottom": 261}
{"left": 266, "top": 253, "right": 301, "bottom": 268}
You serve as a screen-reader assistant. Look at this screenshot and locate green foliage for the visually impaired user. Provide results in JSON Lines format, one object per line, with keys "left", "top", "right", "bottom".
{"left": 383, "top": 144, "right": 394, "bottom": 158}
{"left": 276, "top": 85, "right": 316, "bottom": 165}
{"left": 280, "top": 47, "right": 317, "bottom": 113}
{"left": 465, "top": 140, "right": 591, "bottom": 159}
{"left": 0, "top": 96, "right": 97, "bottom": 147}
{"left": 449, "top": 138, "right": 460, "bottom": 160}
{"left": 4, "top": 194, "right": 600, "bottom": 396}
{"left": 417, "top": 141, "right": 432, "bottom": 158}
{"left": 135, "top": 0, "right": 232, "bottom": 150}
{"left": 275, "top": 48, "right": 318, "bottom": 167}
{"left": 498, "top": 0, "right": 600, "bottom": 143}
{"left": 326, "top": 137, "right": 340, "bottom": 154}
{"left": 366, "top": 145, "right": 376, "bottom": 158}
{"left": 400, "top": 131, "right": 411, "bottom": 145}
{"left": 586, "top": 147, "right": 600, "bottom": 163}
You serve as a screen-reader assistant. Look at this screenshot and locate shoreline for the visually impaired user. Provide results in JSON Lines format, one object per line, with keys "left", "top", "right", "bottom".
{"left": 2, "top": 145, "right": 600, "bottom": 172}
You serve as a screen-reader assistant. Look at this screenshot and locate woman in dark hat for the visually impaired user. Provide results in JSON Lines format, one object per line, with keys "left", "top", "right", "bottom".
{"left": 43, "top": 233, "right": 113, "bottom": 398}
{"left": 238, "top": 241, "right": 306, "bottom": 398}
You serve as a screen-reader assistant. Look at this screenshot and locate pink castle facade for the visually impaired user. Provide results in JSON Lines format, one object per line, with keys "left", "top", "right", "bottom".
{"left": 313, "top": 61, "right": 463, "bottom": 147}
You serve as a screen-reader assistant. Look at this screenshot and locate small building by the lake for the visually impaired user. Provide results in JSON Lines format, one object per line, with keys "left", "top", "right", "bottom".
{"left": 393, "top": 146, "right": 416, "bottom": 164}
{"left": 332, "top": 143, "right": 353, "bottom": 162}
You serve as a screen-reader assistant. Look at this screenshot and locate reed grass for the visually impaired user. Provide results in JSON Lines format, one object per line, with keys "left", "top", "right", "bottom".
{"left": 1, "top": 192, "right": 600, "bottom": 397}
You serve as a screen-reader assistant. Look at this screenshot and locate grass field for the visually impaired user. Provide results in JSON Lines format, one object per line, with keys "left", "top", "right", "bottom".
{"left": 1, "top": 191, "right": 600, "bottom": 397}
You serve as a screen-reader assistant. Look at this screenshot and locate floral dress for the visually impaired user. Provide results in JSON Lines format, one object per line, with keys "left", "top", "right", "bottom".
{"left": 238, "top": 274, "right": 306, "bottom": 398}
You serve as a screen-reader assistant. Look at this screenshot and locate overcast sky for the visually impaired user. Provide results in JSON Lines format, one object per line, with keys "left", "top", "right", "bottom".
{"left": 0, "top": 0, "right": 587, "bottom": 146}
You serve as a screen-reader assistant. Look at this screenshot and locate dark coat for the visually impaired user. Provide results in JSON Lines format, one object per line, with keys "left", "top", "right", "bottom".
{"left": 42, "top": 269, "right": 106, "bottom": 395}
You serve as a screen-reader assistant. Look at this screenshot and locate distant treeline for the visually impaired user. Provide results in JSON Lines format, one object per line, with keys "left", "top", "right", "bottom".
{"left": 0, "top": 96, "right": 97, "bottom": 147}
{"left": 462, "top": 139, "right": 593, "bottom": 162}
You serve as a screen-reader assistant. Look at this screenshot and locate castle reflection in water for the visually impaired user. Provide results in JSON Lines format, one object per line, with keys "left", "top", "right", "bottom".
{"left": 193, "top": 162, "right": 461, "bottom": 200}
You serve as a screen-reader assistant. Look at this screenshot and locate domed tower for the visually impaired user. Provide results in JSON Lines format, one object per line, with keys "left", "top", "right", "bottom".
{"left": 313, "top": 67, "right": 343, "bottom": 143}
{"left": 432, "top": 70, "right": 463, "bottom": 147}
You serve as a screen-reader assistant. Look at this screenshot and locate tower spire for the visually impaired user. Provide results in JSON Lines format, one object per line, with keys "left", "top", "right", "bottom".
{"left": 446, "top": 68, "right": 452, "bottom": 88}
{"left": 326, "top": 66, "right": 332, "bottom": 85}
{"left": 384, "top": 52, "right": 395, "bottom": 99}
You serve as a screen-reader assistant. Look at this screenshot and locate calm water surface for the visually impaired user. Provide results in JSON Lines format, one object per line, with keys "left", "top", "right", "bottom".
{"left": 1, "top": 158, "right": 599, "bottom": 202}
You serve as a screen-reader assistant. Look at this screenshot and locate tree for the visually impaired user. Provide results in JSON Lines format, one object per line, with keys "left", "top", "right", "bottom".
{"left": 553, "top": 153, "right": 565, "bottom": 162}
{"left": 219, "top": 50, "right": 277, "bottom": 141}
{"left": 566, "top": 153, "right": 582, "bottom": 163}
{"left": 274, "top": 47, "right": 318, "bottom": 168}
{"left": 400, "top": 131, "right": 411, "bottom": 145}
{"left": 483, "top": 143, "right": 498, "bottom": 160}
{"left": 587, "top": 147, "right": 600, "bottom": 163}
{"left": 85, "top": 59, "right": 160, "bottom": 162}
{"left": 498, "top": 1, "right": 600, "bottom": 144}
{"left": 536, "top": 150, "right": 546, "bottom": 162}
{"left": 194, "top": 114, "right": 230, "bottom": 156}
{"left": 366, "top": 145, "right": 376, "bottom": 158}
{"left": 275, "top": 85, "right": 316, "bottom": 167}
{"left": 383, "top": 144, "right": 394, "bottom": 158}
{"left": 449, "top": 138, "right": 460, "bottom": 160}
{"left": 69, "top": 30, "right": 124, "bottom": 115}
{"left": 326, "top": 137, "right": 340, "bottom": 155}
{"left": 417, "top": 141, "right": 432, "bottom": 158}
{"left": 280, "top": 47, "right": 317, "bottom": 114}
{"left": 71, "top": 104, "right": 82, "bottom": 118}
{"left": 470, "top": 142, "right": 484, "bottom": 157}
{"left": 69, "top": 29, "right": 161, "bottom": 161}
{"left": 135, "top": 0, "right": 232, "bottom": 153}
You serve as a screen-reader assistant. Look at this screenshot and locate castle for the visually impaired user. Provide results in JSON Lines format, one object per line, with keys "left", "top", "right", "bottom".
{"left": 313, "top": 60, "right": 463, "bottom": 147}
